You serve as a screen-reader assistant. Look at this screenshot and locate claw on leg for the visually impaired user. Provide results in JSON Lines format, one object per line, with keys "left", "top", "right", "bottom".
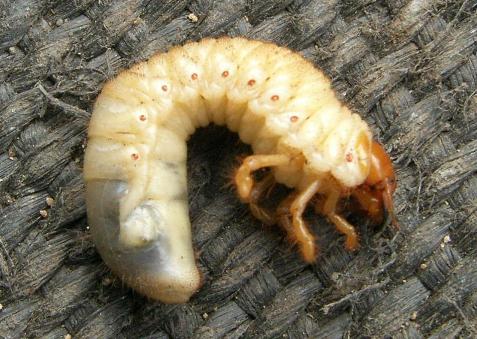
{"left": 322, "top": 188, "right": 359, "bottom": 251}
{"left": 234, "top": 154, "right": 289, "bottom": 202}
{"left": 278, "top": 181, "right": 320, "bottom": 263}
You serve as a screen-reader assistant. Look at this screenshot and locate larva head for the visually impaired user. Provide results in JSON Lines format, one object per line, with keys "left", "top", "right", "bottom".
{"left": 358, "top": 141, "right": 398, "bottom": 226}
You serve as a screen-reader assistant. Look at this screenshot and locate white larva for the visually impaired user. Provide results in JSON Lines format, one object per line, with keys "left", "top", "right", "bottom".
{"left": 84, "top": 37, "right": 397, "bottom": 304}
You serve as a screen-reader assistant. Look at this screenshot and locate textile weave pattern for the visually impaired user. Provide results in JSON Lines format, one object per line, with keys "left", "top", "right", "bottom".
{"left": 0, "top": 1, "right": 476, "bottom": 338}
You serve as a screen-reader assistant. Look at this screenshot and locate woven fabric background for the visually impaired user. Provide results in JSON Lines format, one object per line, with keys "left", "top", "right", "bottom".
{"left": 1, "top": 0, "right": 476, "bottom": 338}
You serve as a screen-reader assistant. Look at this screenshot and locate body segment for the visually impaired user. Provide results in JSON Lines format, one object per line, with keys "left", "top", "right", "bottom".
{"left": 84, "top": 37, "right": 396, "bottom": 303}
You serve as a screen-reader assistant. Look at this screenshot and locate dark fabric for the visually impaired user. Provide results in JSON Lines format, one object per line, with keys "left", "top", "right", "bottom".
{"left": 1, "top": 1, "right": 476, "bottom": 338}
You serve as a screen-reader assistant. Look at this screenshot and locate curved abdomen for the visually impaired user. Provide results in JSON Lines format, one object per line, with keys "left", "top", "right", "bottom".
{"left": 84, "top": 100, "right": 201, "bottom": 302}
{"left": 84, "top": 37, "right": 372, "bottom": 303}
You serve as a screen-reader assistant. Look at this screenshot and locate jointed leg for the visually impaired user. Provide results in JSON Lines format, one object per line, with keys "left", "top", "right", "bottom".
{"left": 284, "top": 181, "right": 321, "bottom": 263}
{"left": 234, "top": 154, "right": 289, "bottom": 202}
{"left": 248, "top": 173, "right": 276, "bottom": 225}
{"left": 276, "top": 192, "right": 296, "bottom": 238}
{"left": 322, "top": 188, "right": 359, "bottom": 251}
{"left": 351, "top": 188, "right": 382, "bottom": 224}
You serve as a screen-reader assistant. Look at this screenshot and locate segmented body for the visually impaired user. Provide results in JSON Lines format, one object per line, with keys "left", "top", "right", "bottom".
{"left": 84, "top": 37, "right": 387, "bottom": 304}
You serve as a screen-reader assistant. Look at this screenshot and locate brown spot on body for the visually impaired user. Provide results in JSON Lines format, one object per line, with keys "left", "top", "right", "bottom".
{"left": 271, "top": 95, "right": 279, "bottom": 101}
{"left": 290, "top": 115, "right": 299, "bottom": 122}
{"left": 191, "top": 73, "right": 198, "bottom": 80}
{"left": 248, "top": 79, "right": 256, "bottom": 86}
{"left": 346, "top": 152, "right": 353, "bottom": 162}
{"left": 139, "top": 115, "right": 146, "bottom": 121}
{"left": 131, "top": 153, "right": 139, "bottom": 160}
{"left": 161, "top": 85, "right": 168, "bottom": 92}
{"left": 222, "top": 70, "right": 229, "bottom": 77}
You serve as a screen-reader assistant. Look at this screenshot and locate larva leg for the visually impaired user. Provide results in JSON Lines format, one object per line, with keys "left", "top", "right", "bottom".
{"left": 286, "top": 181, "right": 321, "bottom": 263}
{"left": 248, "top": 173, "right": 276, "bottom": 225}
{"left": 234, "top": 154, "right": 289, "bottom": 203}
{"left": 276, "top": 192, "right": 296, "bottom": 236}
{"left": 351, "top": 188, "right": 383, "bottom": 224}
{"left": 322, "top": 188, "right": 359, "bottom": 251}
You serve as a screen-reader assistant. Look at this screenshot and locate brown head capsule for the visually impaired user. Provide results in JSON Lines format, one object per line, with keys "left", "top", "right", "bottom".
{"left": 351, "top": 141, "right": 398, "bottom": 227}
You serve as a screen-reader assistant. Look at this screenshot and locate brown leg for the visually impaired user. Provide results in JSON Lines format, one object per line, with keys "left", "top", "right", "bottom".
{"left": 286, "top": 181, "right": 321, "bottom": 263}
{"left": 234, "top": 154, "right": 289, "bottom": 203}
{"left": 322, "top": 188, "right": 359, "bottom": 251}
{"left": 276, "top": 192, "right": 295, "bottom": 229}
{"left": 248, "top": 173, "right": 276, "bottom": 225}
{"left": 382, "top": 179, "right": 400, "bottom": 229}
{"left": 351, "top": 187, "right": 383, "bottom": 224}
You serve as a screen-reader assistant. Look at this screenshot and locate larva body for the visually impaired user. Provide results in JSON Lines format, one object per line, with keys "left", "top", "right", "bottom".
{"left": 84, "top": 37, "right": 396, "bottom": 304}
